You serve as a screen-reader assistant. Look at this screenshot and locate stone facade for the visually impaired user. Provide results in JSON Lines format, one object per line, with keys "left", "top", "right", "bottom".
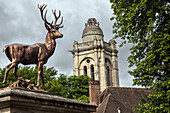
{"left": 70, "top": 18, "right": 119, "bottom": 92}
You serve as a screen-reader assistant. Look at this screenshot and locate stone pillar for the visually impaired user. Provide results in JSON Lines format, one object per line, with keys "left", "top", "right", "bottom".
{"left": 112, "top": 52, "right": 119, "bottom": 87}
{"left": 111, "top": 53, "right": 119, "bottom": 87}
{"left": 100, "top": 40, "right": 107, "bottom": 92}
{"left": 73, "top": 41, "right": 79, "bottom": 76}
{"left": 89, "top": 81, "right": 100, "bottom": 105}
{"left": 110, "top": 39, "right": 119, "bottom": 87}
{"left": 94, "top": 38, "right": 99, "bottom": 81}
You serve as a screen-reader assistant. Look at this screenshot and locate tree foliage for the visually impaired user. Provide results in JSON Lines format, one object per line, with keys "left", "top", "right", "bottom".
{"left": 110, "top": 0, "right": 170, "bottom": 112}
{"left": 46, "top": 74, "right": 91, "bottom": 102}
{"left": 0, "top": 66, "right": 90, "bottom": 102}
{"left": 68, "top": 75, "right": 90, "bottom": 102}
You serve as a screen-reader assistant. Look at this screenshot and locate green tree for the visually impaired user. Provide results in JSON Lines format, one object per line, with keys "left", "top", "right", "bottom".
{"left": 110, "top": 0, "right": 170, "bottom": 112}
{"left": 0, "top": 66, "right": 90, "bottom": 102}
{"left": 45, "top": 74, "right": 70, "bottom": 98}
{"left": 46, "top": 74, "right": 91, "bottom": 102}
{"left": 68, "top": 75, "right": 90, "bottom": 102}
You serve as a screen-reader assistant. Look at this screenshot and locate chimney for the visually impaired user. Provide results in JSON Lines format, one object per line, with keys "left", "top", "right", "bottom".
{"left": 89, "top": 80, "right": 100, "bottom": 105}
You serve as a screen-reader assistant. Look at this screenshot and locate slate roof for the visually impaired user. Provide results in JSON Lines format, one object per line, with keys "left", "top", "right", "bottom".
{"left": 96, "top": 87, "right": 153, "bottom": 113}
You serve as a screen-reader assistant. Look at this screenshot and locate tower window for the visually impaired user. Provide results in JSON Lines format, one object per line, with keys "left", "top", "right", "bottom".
{"left": 84, "top": 66, "right": 87, "bottom": 76}
{"left": 91, "top": 65, "right": 94, "bottom": 80}
{"left": 105, "top": 58, "right": 107, "bottom": 63}
{"left": 106, "top": 66, "right": 110, "bottom": 86}
{"left": 87, "top": 59, "right": 90, "bottom": 63}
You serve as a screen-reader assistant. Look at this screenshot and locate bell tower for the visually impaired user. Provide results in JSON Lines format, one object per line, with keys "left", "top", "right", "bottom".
{"left": 70, "top": 18, "right": 119, "bottom": 92}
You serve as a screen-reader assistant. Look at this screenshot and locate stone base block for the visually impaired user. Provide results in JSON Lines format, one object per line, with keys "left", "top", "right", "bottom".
{"left": 0, "top": 88, "right": 97, "bottom": 113}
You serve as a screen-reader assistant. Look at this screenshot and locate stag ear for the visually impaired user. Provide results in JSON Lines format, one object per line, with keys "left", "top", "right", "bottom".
{"left": 44, "top": 22, "right": 50, "bottom": 31}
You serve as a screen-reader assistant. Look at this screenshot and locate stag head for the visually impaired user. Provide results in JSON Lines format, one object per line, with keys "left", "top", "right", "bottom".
{"left": 38, "top": 4, "right": 63, "bottom": 39}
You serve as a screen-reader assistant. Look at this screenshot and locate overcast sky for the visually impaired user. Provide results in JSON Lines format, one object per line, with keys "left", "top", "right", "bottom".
{"left": 0, "top": 0, "right": 138, "bottom": 87}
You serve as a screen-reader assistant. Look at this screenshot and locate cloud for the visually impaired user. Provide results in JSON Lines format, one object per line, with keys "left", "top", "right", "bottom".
{"left": 0, "top": 0, "right": 137, "bottom": 87}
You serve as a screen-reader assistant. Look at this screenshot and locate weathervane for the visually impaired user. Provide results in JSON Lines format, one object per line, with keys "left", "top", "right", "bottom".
{"left": 2, "top": 4, "right": 63, "bottom": 90}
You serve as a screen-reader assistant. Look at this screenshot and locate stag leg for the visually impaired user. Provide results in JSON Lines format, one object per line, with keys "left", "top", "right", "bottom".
{"left": 2, "top": 63, "right": 12, "bottom": 86}
{"left": 41, "top": 71, "right": 45, "bottom": 90}
{"left": 13, "top": 64, "right": 18, "bottom": 81}
{"left": 3, "top": 62, "right": 17, "bottom": 86}
{"left": 37, "top": 62, "right": 44, "bottom": 89}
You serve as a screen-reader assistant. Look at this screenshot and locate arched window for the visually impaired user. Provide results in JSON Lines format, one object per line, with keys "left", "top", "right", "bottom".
{"left": 84, "top": 66, "right": 87, "bottom": 76}
{"left": 106, "top": 66, "right": 110, "bottom": 86}
{"left": 91, "top": 65, "right": 94, "bottom": 80}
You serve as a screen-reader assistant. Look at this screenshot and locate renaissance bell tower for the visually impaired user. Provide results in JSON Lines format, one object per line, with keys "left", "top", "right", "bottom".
{"left": 70, "top": 18, "right": 119, "bottom": 92}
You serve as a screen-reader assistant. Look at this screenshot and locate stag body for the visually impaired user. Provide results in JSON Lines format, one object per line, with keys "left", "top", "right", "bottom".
{"left": 2, "top": 4, "right": 63, "bottom": 89}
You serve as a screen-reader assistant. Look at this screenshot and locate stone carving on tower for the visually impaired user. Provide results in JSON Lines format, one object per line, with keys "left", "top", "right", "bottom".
{"left": 70, "top": 18, "right": 119, "bottom": 92}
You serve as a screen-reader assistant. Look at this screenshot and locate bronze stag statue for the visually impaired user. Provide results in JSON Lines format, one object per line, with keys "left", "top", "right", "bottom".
{"left": 2, "top": 4, "right": 63, "bottom": 89}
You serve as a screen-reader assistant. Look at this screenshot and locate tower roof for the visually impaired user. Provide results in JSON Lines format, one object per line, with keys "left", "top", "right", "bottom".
{"left": 82, "top": 18, "right": 103, "bottom": 38}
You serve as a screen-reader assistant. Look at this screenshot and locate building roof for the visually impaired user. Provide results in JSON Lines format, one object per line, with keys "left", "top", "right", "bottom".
{"left": 96, "top": 87, "right": 153, "bottom": 113}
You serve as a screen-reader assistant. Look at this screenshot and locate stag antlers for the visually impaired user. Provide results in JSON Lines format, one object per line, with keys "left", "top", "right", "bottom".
{"left": 38, "top": 4, "right": 63, "bottom": 30}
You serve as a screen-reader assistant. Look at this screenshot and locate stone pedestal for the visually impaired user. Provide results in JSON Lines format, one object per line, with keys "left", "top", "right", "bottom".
{"left": 0, "top": 88, "right": 97, "bottom": 113}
